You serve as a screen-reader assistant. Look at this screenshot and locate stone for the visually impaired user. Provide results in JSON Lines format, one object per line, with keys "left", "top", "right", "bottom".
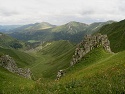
{"left": 0, "top": 55, "right": 32, "bottom": 79}
{"left": 56, "top": 70, "right": 64, "bottom": 80}
{"left": 70, "top": 33, "right": 112, "bottom": 66}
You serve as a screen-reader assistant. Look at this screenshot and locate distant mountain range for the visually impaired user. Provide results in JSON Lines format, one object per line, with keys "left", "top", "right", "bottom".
{"left": 9, "top": 22, "right": 56, "bottom": 33}
{"left": 8, "top": 21, "right": 115, "bottom": 43}
{"left": 0, "top": 25, "right": 21, "bottom": 33}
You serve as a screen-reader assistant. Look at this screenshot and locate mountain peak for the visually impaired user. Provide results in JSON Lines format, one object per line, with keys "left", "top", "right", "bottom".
{"left": 66, "top": 21, "right": 88, "bottom": 27}
{"left": 68, "top": 21, "right": 79, "bottom": 24}
{"left": 40, "top": 22, "right": 52, "bottom": 24}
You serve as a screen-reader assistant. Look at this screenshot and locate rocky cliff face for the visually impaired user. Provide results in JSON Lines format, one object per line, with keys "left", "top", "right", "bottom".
{"left": 0, "top": 55, "right": 32, "bottom": 79}
{"left": 70, "top": 33, "right": 112, "bottom": 66}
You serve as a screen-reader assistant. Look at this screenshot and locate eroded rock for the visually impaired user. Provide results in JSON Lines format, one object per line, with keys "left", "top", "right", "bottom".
{"left": 0, "top": 55, "right": 32, "bottom": 79}
{"left": 70, "top": 33, "right": 112, "bottom": 66}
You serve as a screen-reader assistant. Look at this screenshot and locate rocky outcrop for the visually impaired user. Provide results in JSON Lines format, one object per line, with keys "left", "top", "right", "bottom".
{"left": 0, "top": 55, "right": 32, "bottom": 79}
{"left": 56, "top": 33, "right": 112, "bottom": 80}
{"left": 70, "top": 33, "right": 112, "bottom": 66}
{"left": 56, "top": 70, "right": 65, "bottom": 80}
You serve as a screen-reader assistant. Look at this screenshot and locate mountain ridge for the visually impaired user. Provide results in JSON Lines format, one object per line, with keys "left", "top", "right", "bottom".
{"left": 9, "top": 21, "right": 114, "bottom": 43}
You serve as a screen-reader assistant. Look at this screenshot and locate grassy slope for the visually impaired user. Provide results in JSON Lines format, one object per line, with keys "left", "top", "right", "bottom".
{"left": 0, "top": 47, "right": 35, "bottom": 67}
{"left": 0, "top": 33, "right": 26, "bottom": 50}
{"left": 0, "top": 47, "right": 36, "bottom": 93}
{"left": 34, "top": 48, "right": 125, "bottom": 94}
{"left": 29, "top": 40, "right": 75, "bottom": 79}
{"left": 98, "top": 20, "right": 125, "bottom": 52}
{"left": 0, "top": 67, "right": 35, "bottom": 94}
{"left": 58, "top": 49, "right": 125, "bottom": 94}
{"left": 0, "top": 33, "right": 15, "bottom": 48}
{"left": 0, "top": 40, "right": 75, "bottom": 93}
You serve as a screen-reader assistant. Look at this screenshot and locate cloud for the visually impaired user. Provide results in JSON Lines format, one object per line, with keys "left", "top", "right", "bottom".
{"left": 0, "top": 9, "right": 19, "bottom": 16}
{"left": 0, "top": 0, "right": 124, "bottom": 25}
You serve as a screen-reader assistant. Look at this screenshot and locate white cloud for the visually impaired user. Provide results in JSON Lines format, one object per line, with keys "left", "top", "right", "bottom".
{"left": 0, "top": 0, "right": 124, "bottom": 25}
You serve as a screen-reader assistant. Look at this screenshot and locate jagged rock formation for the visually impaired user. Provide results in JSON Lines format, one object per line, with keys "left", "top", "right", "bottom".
{"left": 0, "top": 55, "right": 32, "bottom": 79}
{"left": 70, "top": 33, "right": 112, "bottom": 66}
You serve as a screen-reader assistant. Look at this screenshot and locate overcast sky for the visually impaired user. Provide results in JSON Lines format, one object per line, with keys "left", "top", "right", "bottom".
{"left": 0, "top": 0, "right": 125, "bottom": 25}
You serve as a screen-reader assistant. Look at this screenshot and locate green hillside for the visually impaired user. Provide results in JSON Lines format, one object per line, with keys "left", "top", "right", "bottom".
{"left": 30, "top": 48, "right": 125, "bottom": 94}
{"left": 44, "top": 48, "right": 125, "bottom": 94}
{"left": 51, "top": 21, "right": 88, "bottom": 34}
{"left": 0, "top": 40, "right": 75, "bottom": 93}
{"left": 0, "top": 47, "right": 35, "bottom": 93}
{"left": 0, "top": 67, "right": 34, "bottom": 94}
{"left": 86, "top": 20, "right": 115, "bottom": 34}
{"left": 0, "top": 47, "right": 35, "bottom": 67}
{"left": 0, "top": 33, "right": 23, "bottom": 49}
{"left": 29, "top": 40, "right": 75, "bottom": 79}
{"left": 98, "top": 20, "right": 125, "bottom": 52}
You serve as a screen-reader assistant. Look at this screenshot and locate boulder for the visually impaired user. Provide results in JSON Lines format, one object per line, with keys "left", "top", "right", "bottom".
{"left": 56, "top": 70, "right": 64, "bottom": 80}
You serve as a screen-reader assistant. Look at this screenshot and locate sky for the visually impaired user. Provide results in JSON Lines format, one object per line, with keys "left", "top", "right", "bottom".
{"left": 0, "top": 0, "right": 125, "bottom": 25}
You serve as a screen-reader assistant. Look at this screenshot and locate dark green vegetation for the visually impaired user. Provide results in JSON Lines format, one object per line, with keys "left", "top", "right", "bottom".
{"left": 99, "top": 19, "right": 125, "bottom": 52}
{"left": 9, "top": 21, "right": 114, "bottom": 43}
{"left": 0, "top": 32, "right": 40, "bottom": 50}
{"left": 0, "top": 47, "right": 35, "bottom": 67}
{"left": 0, "top": 33, "right": 23, "bottom": 49}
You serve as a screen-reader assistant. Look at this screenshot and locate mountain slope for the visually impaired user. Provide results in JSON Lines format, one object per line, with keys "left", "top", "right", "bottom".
{"left": 51, "top": 21, "right": 88, "bottom": 34}
{"left": 29, "top": 48, "right": 125, "bottom": 94}
{"left": 0, "top": 66, "right": 34, "bottom": 94}
{"left": 86, "top": 20, "right": 115, "bottom": 34}
{"left": 98, "top": 19, "right": 125, "bottom": 52}
{"left": 0, "top": 47, "right": 35, "bottom": 93}
{"left": 52, "top": 48, "right": 125, "bottom": 94}
{"left": 10, "top": 22, "right": 56, "bottom": 33}
{"left": 25, "top": 22, "right": 56, "bottom": 31}
{"left": 0, "top": 47, "right": 35, "bottom": 67}
{"left": 0, "top": 40, "right": 75, "bottom": 93}
{"left": 29, "top": 40, "right": 75, "bottom": 79}
{"left": 0, "top": 33, "right": 23, "bottom": 49}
